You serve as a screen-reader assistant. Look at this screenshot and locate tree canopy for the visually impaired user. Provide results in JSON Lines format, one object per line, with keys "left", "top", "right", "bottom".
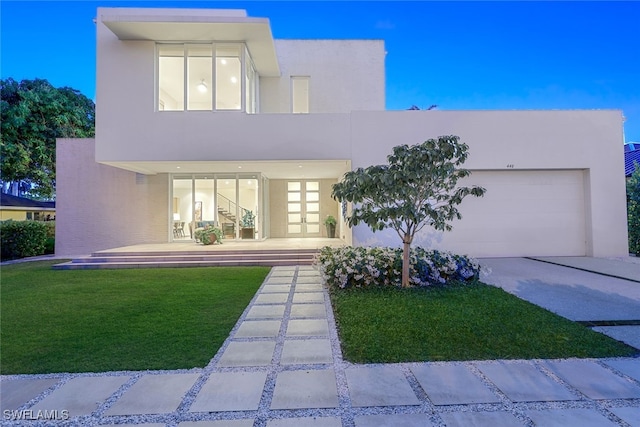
{"left": 332, "top": 135, "right": 486, "bottom": 287}
{"left": 0, "top": 78, "right": 95, "bottom": 199}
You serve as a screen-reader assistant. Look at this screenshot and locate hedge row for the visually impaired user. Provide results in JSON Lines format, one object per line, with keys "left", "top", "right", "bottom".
{"left": 0, "top": 220, "right": 54, "bottom": 260}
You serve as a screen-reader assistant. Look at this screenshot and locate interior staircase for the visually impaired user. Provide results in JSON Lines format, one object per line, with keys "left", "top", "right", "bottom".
{"left": 52, "top": 247, "right": 319, "bottom": 270}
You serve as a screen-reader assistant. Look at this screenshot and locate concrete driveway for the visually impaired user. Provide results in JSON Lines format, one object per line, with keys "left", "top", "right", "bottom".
{"left": 480, "top": 257, "right": 640, "bottom": 349}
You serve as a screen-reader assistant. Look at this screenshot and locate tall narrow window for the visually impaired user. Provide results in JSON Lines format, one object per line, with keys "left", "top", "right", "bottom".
{"left": 158, "top": 45, "right": 185, "bottom": 111}
{"left": 245, "top": 48, "right": 257, "bottom": 114}
{"left": 216, "top": 45, "right": 242, "bottom": 110}
{"left": 187, "top": 45, "right": 213, "bottom": 111}
{"left": 291, "top": 76, "right": 309, "bottom": 114}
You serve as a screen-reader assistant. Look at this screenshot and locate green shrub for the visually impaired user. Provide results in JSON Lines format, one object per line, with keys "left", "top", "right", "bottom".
{"left": 0, "top": 220, "right": 48, "bottom": 260}
{"left": 315, "top": 246, "right": 481, "bottom": 289}
{"left": 628, "top": 164, "right": 640, "bottom": 255}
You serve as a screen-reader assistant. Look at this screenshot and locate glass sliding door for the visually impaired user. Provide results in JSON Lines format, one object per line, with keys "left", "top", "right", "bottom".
{"left": 194, "top": 175, "right": 216, "bottom": 231}
{"left": 239, "top": 175, "right": 259, "bottom": 239}
{"left": 217, "top": 175, "right": 237, "bottom": 239}
{"left": 172, "top": 176, "right": 193, "bottom": 240}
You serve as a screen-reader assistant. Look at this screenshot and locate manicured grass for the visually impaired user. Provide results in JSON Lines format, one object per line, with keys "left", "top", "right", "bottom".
{"left": 330, "top": 282, "right": 637, "bottom": 363}
{"left": 1, "top": 261, "right": 269, "bottom": 374}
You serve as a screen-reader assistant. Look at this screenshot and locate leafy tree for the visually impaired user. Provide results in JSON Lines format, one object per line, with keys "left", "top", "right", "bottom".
{"left": 627, "top": 163, "right": 640, "bottom": 255}
{"left": 0, "top": 78, "right": 95, "bottom": 199}
{"left": 332, "top": 135, "right": 486, "bottom": 288}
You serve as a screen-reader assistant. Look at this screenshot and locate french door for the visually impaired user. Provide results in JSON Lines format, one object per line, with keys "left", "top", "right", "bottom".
{"left": 286, "top": 180, "right": 321, "bottom": 237}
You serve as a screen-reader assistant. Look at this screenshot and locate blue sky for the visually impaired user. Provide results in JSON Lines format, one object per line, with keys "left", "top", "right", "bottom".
{"left": 2, "top": 1, "right": 639, "bottom": 142}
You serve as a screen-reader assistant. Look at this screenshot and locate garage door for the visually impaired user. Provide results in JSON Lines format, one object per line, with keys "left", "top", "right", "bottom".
{"left": 436, "top": 170, "right": 587, "bottom": 257}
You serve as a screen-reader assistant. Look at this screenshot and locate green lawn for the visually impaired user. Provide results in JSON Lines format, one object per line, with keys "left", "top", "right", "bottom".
{"left": 330, "top": 282, "right": 637, "bottom": 363}
{"left": 1, "top": 261, "right": 269, "bottom": 374}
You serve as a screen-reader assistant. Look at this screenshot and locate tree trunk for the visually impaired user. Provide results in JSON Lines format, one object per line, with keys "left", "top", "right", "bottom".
{"left": 402, "top": 238, "right": 411, "bottom": 288}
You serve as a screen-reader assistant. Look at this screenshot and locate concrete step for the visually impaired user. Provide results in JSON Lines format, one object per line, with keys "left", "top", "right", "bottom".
{"left": 53, "top": 248, "right": 318, "bottom": 270}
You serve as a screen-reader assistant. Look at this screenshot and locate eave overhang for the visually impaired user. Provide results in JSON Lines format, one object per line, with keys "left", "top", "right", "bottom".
{"left": 100, "top": 8, "right": 280, "bottom": 76}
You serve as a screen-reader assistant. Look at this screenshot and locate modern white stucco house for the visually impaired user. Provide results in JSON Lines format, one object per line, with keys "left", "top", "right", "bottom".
{"left": 56, "top": 7, "right": 628, "bottom": 258}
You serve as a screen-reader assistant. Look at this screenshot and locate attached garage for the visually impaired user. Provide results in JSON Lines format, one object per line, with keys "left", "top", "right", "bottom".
{"left": 438, "top": 170, "right": 587, "bottom": 257}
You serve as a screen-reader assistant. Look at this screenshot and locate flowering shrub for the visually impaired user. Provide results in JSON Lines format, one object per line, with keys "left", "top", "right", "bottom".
{"left": 315, "top": 246, "right": 481, "bottom": 289}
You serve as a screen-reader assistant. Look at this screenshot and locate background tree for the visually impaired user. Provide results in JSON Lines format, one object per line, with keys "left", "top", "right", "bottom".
{"left": 627, "top": 163, "right": 640, "bottom": 255}
{"left": 332, "top": 135, "right": 486, "bottom": 287}
{"left": 0, "top": 78, "right": 95, "bottom": 199}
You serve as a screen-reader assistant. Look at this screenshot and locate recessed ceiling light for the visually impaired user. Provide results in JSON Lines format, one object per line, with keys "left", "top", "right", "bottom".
{"left": 298, "top": 165, "right": 303, "bottom": 168}
{"left": 230, "top": 76, "right": 238, "bottom": 84}
{"left": 197, "top": 80, "right": 207, "bottom": 93}
{"left": 176, "top": 166, "right": 181, "bottom": 169}
{"left": 238, "top": 166, "right": 242, "bottom": 169}
{"left": 221, "top": 59, "right": 227, "bottom": 65}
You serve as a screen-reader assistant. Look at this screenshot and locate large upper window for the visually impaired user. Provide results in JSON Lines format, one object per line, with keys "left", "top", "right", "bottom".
{"left": 157, "top": 43, "right": 257, "bottom": 113}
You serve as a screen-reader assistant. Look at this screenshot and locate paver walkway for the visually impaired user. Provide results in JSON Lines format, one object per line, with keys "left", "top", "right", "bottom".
{"left": 2, "top": 266, "right": 640, "bottom": 426}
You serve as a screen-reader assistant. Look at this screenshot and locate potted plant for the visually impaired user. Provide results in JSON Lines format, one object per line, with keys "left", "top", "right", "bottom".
{"left": 194, "top": 225, "right": 223, "bottom": 245}
{"left": 240, "top": 210, "right": 255, "bottom": 239}
{"left": 324, "top": 215, "right": 337, "bottom": 238}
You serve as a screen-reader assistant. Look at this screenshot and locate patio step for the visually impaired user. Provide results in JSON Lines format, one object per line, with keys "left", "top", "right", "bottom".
{"left": 52, "top": 249, "right": 318, "bottom": 270}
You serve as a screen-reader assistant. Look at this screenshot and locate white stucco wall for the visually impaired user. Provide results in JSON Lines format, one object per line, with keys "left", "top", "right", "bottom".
{"left": 56, "top": 138, "right": 168, "bottom": 256}
{"left": 260, "top": 39, "right": 385, "bottom": 113}
{"left": 348, "top": 110, "right": 628, "bottom": 257}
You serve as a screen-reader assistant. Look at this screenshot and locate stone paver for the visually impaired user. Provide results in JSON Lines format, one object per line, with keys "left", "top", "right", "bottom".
{"left": 105, "top": 373, "right": 199, "bottom": 415}
{"left": 295, "top": 276, "right": 323, "bottom": 284}
{"left": 295, "top": 283, "right": 324, "bottom": 292}
{"left": 281, "top": 339, "right": 333, "bottom": 364}
{"left": 609, "top": 407, "right": 640, "bottom": 427}
{"left": 217, "top": 341, "right": 276, "bottom": 367}
{"left": 345, "top": 366, "right": 420, "bottom": 407}
{"left": 260, "top": 285, "right": 292, "bottom": 293}
{"left": 0, "top": 378, "right": 59, "bottom": 411}
{"left": 245, "top": 305, "right": 286, "bottom": 319}
{"left": 234, "top": 320, "right": 282, "bottom": 338}
{"left": 544, "top": 360, "right": 640, "bottom": 399}
{"left": 439, "top": 411, "right": 524, "bottom": 427}
{"left": 411, "top": 364, "right": 500, "bottom": 405}
{"left": 286, "top": 319, "right": 329, "bottom": 337}
{"left": 593, "top": 326, "right": 640, "bottom": 350}
{"left": 267, "top": 417, "right": 342, "bottom": 427}
{"left": 604, "top": 358, "right": 640, "bottom": 382}
{"left": 477, "top": 361, "right": 576, "bottom": 402}
{"left": 254, "top": 293, "right": 289, "bottom": 304}
{"left": 30, "top": 376, "right": 129, "bottom": 417}
{"left": 290, "top": 303, "right": 326, "bottom": 318}
{"left": 179, "top": 421, "right": 254, "bottom": 427}
{"left": 292, "top": 292, "right": 325, "bottom": 303}
{"left": 525, "top": 408, "right": 620, "bottom": 426}
{"left": 189, "top": 371, "right": 267, "bottom": 412}
{"left": 270, "top": 369, "right": 338, "bottom": 409}
{"left": 354, "top": 413, "right": 434, "bottom": 427}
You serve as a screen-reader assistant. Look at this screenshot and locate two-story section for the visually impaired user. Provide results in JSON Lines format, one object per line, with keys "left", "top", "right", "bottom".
{"left": 94, "top": 7, "right": 385, "bottom": 243}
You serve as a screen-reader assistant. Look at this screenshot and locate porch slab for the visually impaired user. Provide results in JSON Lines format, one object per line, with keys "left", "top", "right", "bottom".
{"left": 30, "top": 376, "right": 129, "bottom": 417}
{"left": 543, "top": 360, "right": 640, "bottom": 399}
{"left": 255, "top": 293, "right": 289, "bottom": 304}
{"left": 245, "top": 305, "right": 286, "bottom": 319}
{"left": 281, "top": 339, "right": 333, "bottom": 364}
{"left": 105, "top": 373, "right": 199, "bottom": 415}
{"left": 524, "top": 408, "right": 619, "bottom": 427}
{"left": 477, "top": 361, "right": 576, "bottom": 402}
{"left": 292, "top": 292, "right": 324, "bottom": 303}
{"left": 411, "top": 364, "right": 500, "bottom": 405}
{"left": 345, "top": 366, "right": 420, "bottom": 407}
{"left": 267, "top": 417, "right": 342, "bottom": 427}
{"left": 290, "top": 304, "right": 327, "bottom": 318}
{"left": 0, "top": 378, "right": 59, "bottom": 411}
{"left": 439, "top": 411, "right": 523, "bottom": 426}
{"left": 354, "top": 414, "right": 433, "bottom": 427}
{"left": 189, "top": 371, "right": 267, "bottom": 412}
{"left": 286, "top": 319, "right": 329, "bottom": 337}
{"left": 217, "top": 341, "right": 276, "bottom": 367}
{"left": 270, "top": 369, "right": 338, "bottom": 409}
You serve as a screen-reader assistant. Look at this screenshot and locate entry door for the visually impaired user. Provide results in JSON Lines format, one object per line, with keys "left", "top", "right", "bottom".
{"left": 287, "top": 181, "right": 321, "bottom": 237}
